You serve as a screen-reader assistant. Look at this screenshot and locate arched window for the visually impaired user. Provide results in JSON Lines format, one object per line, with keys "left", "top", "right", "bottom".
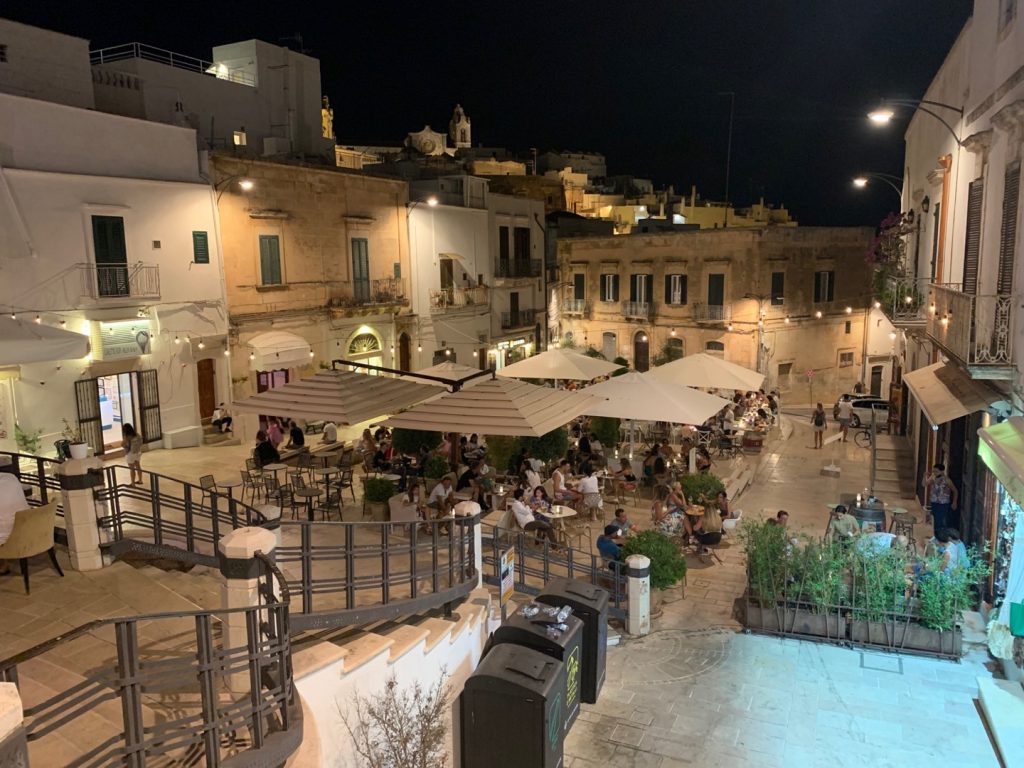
{"left": 348, "top": 331, "right": 383, "bottom": 373}
{"left": 705, "top": 340, "right": 725, "bottom": 358}
{"left": 633, "top": 331, "right": 650, "bottom": 372}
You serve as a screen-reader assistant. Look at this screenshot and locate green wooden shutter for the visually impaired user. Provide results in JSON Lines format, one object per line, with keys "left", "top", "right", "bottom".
{"left": 771, "top": 272, "right": 785, "bottom": 305}
{"left": 573, "top": 273, "right": 585, "bottom": 301}
{"left": 611, "top": 275, "right": 619, "bottom": 301}
{"left": 259, "top": 235, "right": 282, "bottom": 285}
{"left": 997, "top": 162, "right": 1020, "bottom": 295}
{"left": 962, "top": 179, "right": 984, "bottom": 295}
{"left": 75, "top": 378, "right": 104, "bottom": 456}
{"left": 600, "top": 275, "right": 608, "bottom": 302}
{"left": 665, "top": 275, "right": 673, "bottom": 304}
{"left": 352, "top": 238, "right": 370, "bottom": 302}
{"left": 92, "top": 216, "right": 128, "bottom": 297}
{"left": 192, "top": 231, "right": 210, "bottom": 264}
{"left": 644, "top": 274, "right": 653, "bottom": 304}
{"left": 827, "top": 270, "right": 835, "bottom": 302}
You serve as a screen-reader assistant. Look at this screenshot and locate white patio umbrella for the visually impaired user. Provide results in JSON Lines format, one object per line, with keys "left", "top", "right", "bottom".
{"left": 497, "top": 348, "right": 622, "bottom": 381}
{"left": 400, "top": 361, "right": 488, "bottom": 389}
{"left": 232, "top": 370, "right": 444, "bottom": 425}
{"left": 382, "top": 377, "right": 601, "bottom": 437}
{"left": 0, "top": 317, "right": 90, "bottom": 365}
{"left": 645, "top": 352, "right": 765, "bottom": 391}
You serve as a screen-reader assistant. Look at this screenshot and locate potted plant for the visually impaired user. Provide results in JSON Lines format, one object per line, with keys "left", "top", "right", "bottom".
{"left": 422, "top": 454, "right": 450, "bottom": 490}
{"left": 737, "top": 518, "right": 791, "bottom": 630}
{"left": 363, "top": 477, "right": 396, "bottom": 522}
{"left": 681, "top": 473, "right": 725, "bottom": 506}
{"left": 520, "top": 427, "right": 568, "bottom": 463}
{"left": 622, "top": 529, "right": 687, "bottom": 617}
{"left": 588, "top": 416, "right": 620, "bottom": 452}
{"left": 483, "top": 434, "right": 519, "bottom": 477}
{"left": 61, "top": 418, "right": 89, "bottom": 459}
{"left": 15, "top": 422, "right": 43, "bottom": 455}
{"left": 785, "top": 538, "right": 849, "bottom": 638}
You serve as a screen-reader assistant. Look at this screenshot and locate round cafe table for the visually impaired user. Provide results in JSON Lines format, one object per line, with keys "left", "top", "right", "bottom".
{"left": 262, "top": 463, "right": 288, "bottom": 483}
{"left": 294, "top": 487, "right": 323, "bottom": 521}
{"left": 215, "top": 477, "right": 242, "bottom": 499}
{"left": 546, "top": 504, "right": 578, "bottom": 545}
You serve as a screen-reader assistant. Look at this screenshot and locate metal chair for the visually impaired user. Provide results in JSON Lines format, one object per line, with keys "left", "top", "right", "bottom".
{"left": 889, "top": 509, "right": 918, "bottom": 552}
{"left": 245, "top": 458, "right": 260, "bottom": 472}
{"left": 278, "top": 487, "right": 300, "bottom": 520}
{"left": 199, "top": 474, "right": 216, "bottom": 507}
{"left": 336, "top": 467, "right": 356, "bottom": 505}
{"left": 582, "top": 492, "right": 604, "bottom": 522}
{"left": 240, "top": 470, "right": 263, "bottom": 505}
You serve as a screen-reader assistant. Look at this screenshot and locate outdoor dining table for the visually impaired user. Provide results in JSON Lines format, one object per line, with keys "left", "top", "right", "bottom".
{"left": 262, "top": 463, "right": 288, "bottom": 483}
{"left": 546, "top": 504, "right": 578, "bottom": 545}
{"left": 215, "top": 477, "right": 242, "bottom": 499}
{"left": 827, "top": 494, "right": 887, "bottom": 533}
{"left": 294, "top": 486, "right": 323, "bottom": 522}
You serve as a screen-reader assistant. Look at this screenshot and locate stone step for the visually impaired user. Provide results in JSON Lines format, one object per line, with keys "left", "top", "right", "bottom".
{"left": 978, "top": 676, "right": 1024, "bottom": 768}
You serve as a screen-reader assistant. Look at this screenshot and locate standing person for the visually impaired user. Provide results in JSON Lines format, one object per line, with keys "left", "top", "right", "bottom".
{"left": 811, "top": 402, "right": 827, "bottom": 449}
{"left": 924, "top": 463, "right": 958, "bottom": 534}
{"left": 836, "top": 395, "right": 853, "bottom": 442}
{"left": 122, "top": 424, "right": 144, "bottom": 485}
{"left": 267, "top": 418, "right": 284, "bottom": 448}
{"left": 211, "top": 402, "right": 233, "bottom": 433}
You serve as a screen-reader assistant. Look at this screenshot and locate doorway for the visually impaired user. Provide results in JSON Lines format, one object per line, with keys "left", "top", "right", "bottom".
{"left": 97, "top": 373, "right": 137, "bottom": 450}
{"left": 633, "top": 331, "right": 650, "bottom": 372}
{"left": 399, "top": 333, "right": 412, "bottom": 372}
{"left": 197, "top": 359, "right": 216, "bottom": 420}
{"left": 870, "top": 365, "right": 883, "bottom": 397}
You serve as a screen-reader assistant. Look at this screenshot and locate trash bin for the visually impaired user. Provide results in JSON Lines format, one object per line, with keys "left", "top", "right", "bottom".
{"left": 491, "top": 604, "right": 584, "bottom": 736}
{"left": 460, "top": 643, "right": 565, "bottom": 768}
{"left": 537, "top": 577, "right": 609, "bottom": 704}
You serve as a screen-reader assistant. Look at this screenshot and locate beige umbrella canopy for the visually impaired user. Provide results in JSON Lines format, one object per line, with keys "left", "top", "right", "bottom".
{"left": 0, "top": 317, "right": 90, "bottom": 364}
{"left": 645, "top": 353, "right": 765, "bottom": 391}
{"left": 497, "top": 348, "right": 623, "bottom": 381}
{"left": 382, "top": 377, "right": 601, "bottom": 437}
{"left": 400, "top": 361, "right": 489, "bottom": 389}
{"left": 582, "top": 372, "right": 731, "bottom": 424}
{"left": 232, "top": 370, "right": 444, "bottom": 426}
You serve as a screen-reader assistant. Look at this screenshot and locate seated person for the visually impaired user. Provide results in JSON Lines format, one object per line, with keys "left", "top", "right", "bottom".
{"left": 577, "top": 433, "right": 592, "bottom": 458}
{"left": 764, "top": 510, "right": 789, "bottom": 527}
{"left": 373, "top": 424, "right": 390, "bottom": 443}
{"left": 427, "top": 477, "right": 455, "bottom": 516}
{"left": 524, "top": 467, "right": 542, "bottom": 493}
{"left": 612, "top": 508, "right": 636, "bottom": 536}
{"left": 695, "top": 448, "right": 712, "bottom": 473}
{"left": 828, "top": 505, "right": 860, "bottom": 540}
{"left": 253, "top": 430, "right": 280, "bottom": 467}
{"left": 321, "top": 421, "right": 339, "bottom": 445}
{"left": 691, "top": 505, "right": 723, "bottom": 550}
{"left": 613, "top": 458, "right": 638, "bottom": 499}
{"left": 211, "top": 403, "right": 233, "bottom": 433}
{"left": 652, "top": 501, "right": 684, "bottom": 538}
{"left": 404, "top": 484, "right": 431, "bottom": 530}
{"left": 285, "top": 419, "right": 305, "bottom": 449}
{"left": 552, "top": 459, "right": 581, "bottom": 503}
{"left": 856, "top": 530, "right": 898, "bottom": 554}
{"left": 596, "top": 524, "right": 623, "bottom": 562}
{"left": 456, "top": 462, "right": 487, "bottom": 510}
{"left": 530, "top": 485, "right": 552, "bottom": 520}
{"left": 578, "top": 468, "right": 603, "bottom": 520}
{"left": 577, "top": 454, "right": 595, "bottom": 477}
{"left": 666, "top": 482, "right": 688, "bottom": 513}
{"left": 510, "top": 488, "right": 558, "bottom": 546}
{"left": 589, "top": 436, "right": 604, "bottom": 456}
{"left": 642, "top": 450, "right": 658, "bottom": 479}
{"left": 716, "top": 490, "right": 733, "bottom": 520}
{"left": 659, "top": 440, "right": 676, "bottom": 460}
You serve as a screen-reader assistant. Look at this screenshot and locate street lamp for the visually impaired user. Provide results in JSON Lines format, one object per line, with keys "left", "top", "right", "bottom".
{"left": 867, "top": 98, "right": 964, "bottom": 145}
{"left": 852, "top": 172, "right": 903, "bottom": 200}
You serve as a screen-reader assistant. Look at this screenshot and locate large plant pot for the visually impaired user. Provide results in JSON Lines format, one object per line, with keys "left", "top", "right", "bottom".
{"left": 743, "top": 602, "right": 846, "bottom": 639}
{"left": 363, "top": 501, "right": 387, "bottom": 522}
{"left": 850, "top": 620, "right": 961, "bottom": 656}
{"left": 69, "top": 442, "right": 89, "bottom": 460}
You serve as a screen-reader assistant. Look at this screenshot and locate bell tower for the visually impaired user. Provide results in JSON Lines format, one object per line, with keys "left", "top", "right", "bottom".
{"left": 449, "top": 104, "right": 471, "bottom": 149}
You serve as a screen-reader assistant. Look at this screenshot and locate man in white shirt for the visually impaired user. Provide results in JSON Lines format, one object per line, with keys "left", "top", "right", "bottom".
{"left": 428, "top": 477, "right": 454, "bottom": 514}
{"left": 552, "top": 459, "right": 582, "bottom": 503}
{"left": 836, "top": 396, "right": 854, "bottom": 442}
{"left": 510, "top": 488, "right": 557, "bottom": 546}
{"left": 321, "top": 421, "right": 339, "bottom": 445}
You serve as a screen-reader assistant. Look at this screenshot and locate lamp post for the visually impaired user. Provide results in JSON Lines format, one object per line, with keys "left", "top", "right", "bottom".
{"left": 852, "top": 173, "right": 903, "bottom": 202}
{"left": 867, "top": 98, "right": 964, "bottom": 145}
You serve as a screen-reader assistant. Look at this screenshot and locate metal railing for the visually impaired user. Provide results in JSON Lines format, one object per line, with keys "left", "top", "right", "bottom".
{"left": 90, "top": 42, "right": 257, "bottom": 87}
{"left": 96, "top": 464, "right": 270, "bottom": 567}
{"left": 562, "top": 299, "right": 589, "bottom": 316}
{"left": 878, "top": 275, "right": 929, "bottom": 325}
{"left": 621, "top": 301, "right": 651, "bottom": 319}
{"left": 0, "top": 451, "right": 63, "bottom": 510}
{"left": 0, "top": 553, "right": 300, "bottom": 766}
{"left": 692, "top": 303, "right": 732, "bottom": 322}
{"left": 480, "top": 526, "right": 627, "bottom": 620}
{"left": 430, "top": 285, "right": 489, "bottom": 311}
{"left": 79, "top": 262, "right": 161, "bottom": 300}
{"left": 365, "top": 277, "right": 408, "bottom": 305}
{"left": 277, "top": 515, "right": 479, "bottom": 630}
{"left": 494, "top": 259, "right": 542, "bottom": 279}
{"left": 927, "top": 282, "right": 1015, "bottom": 368}
{"left": 500, "top": 308, "right": 538, "bottom": 329}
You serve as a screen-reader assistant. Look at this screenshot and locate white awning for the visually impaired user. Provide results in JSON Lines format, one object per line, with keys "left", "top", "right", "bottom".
{"left": 247, "top": 331, "right": 312, "bottom": 371}
{"left": 0, "top": 317, "right": 90, "bottom": 365}
{"left": 902, "top": 361, "right": 997, "bottom": 427}
{"left": 979, "top": 416, "right": 1024, "bottom": 507}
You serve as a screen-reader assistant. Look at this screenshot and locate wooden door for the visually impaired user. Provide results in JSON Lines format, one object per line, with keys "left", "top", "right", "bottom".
{"left": 399, "top": 333, "right": 411, "bottom": 372}
{"left": 197, "top": 359, "right": 216, "bottom": 420}
{"left": 136, "top": 369, "right": 163, "bottom": 443}
{"left": 75, "top": 378, "right": 103, "bottom": 455}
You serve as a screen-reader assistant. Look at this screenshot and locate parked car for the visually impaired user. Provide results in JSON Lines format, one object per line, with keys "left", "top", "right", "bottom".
{"left": 833, "top": 395, "right": 888, "bottom": 427}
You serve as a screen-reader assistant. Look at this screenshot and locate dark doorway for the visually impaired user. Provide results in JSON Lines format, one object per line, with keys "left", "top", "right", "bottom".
{"left": 633, "top": 331, "right": 650, "bottom": 372}
{"left": 870, "top": 365, "right": 883, "bottom": 397}
{"left": 399, "top": 333, "right": 411, "bottom": 372}
{"left": 707, "top": 273, "right": 725, "bottom": 306}
{"left": 197, "top": 359, "right": 216, "bottom": 420}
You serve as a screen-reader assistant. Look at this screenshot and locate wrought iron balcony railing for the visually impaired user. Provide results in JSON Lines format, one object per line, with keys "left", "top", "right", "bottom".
{"left": 430, "top": 285, "right": 489, "bottom": 311}
{"left": 927, "top": 282, "right": 1015, "bottom": 369}
{"left": 79, "top": 262, "right": 161, "bottom": 300}
{"left": 621, "top": 301, "right": 651, "bottom": 319}
{"left": 562, "top": 299, "right": 589, "bottom": 316}
{"left": 494, "top": 259, "right": 542, "bottom": 279}
{"left": 692, "top": 303, "right": 732, "bottom": 322}
{"left": 877, "top": 275, "right": 929, "bottom": 325}
{"left": 501, "top": 308, "right": 537, "bottom": 329}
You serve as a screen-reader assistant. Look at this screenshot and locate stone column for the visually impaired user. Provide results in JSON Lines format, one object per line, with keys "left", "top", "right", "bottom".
{"left": 625, "top": 554, "right": 651, "bottom": 637}
{"left": 0, "top": 682, "right": 27, "bottom": 767}
{"left": 57, "top": 457, "right": 106, "bottom": 571}
{"left": 218, "top": 526, "right": 277, "bottom": 694}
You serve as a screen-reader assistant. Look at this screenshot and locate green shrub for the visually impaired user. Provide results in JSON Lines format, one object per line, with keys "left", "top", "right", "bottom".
{"left": 611, "top": 357, "right": 629, "bottom": 377}
{"left": 364, "top": 477, "right": 396, "bottom": 503}
{"left": 738, "top": 518, "right": 790, "bottom": 607}
{"left": 916, "top": 548, "right": 990, "bottom": 630}
{"left": 652, "top": 340, "right": 684, "bottom": 367}
{"left": 391, "top": 428, "right": 442, "bottom": 456}
{"left": 622, "top": 530, "right": 687, "bottom": 590}
{"left": 582, "top": 347, "right": 606, "bottom": 359}
{"left": 485, "top": 435, "right": 520, "bottom": 476}
{"left": 520, "top": 427, "right": 568, "bottom": 462}
{"left": 850, "top": 546, "right": 911, "bottom": 622}
{"left": 588, "top": 416, "right": 620, "bottom": 449}
{"left": 15, "top": 422, "right": 43, "bottom": 455}
{"left": 681, "top": 473, "right": 725, "bottom": 505}
{"left": 422, "top": 453, "right": 450, "bottom": 479}
{"left": 791, "top": 539, "right": 849, "bottom": 613}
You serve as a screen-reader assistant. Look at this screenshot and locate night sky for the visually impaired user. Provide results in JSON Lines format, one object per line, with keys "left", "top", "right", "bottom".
{"left": 5, "top": 0, "right": 972, "bottom": 227}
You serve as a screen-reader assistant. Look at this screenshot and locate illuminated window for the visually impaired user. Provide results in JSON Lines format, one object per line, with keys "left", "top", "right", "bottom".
{"left": 233, "top": 129, "right": 247, "bottom": 147}
{"left": 838, "top": 351, "right": 854, "bottom": 367}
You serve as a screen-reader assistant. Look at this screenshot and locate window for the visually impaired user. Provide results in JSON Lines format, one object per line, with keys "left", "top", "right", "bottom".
{"left": 0, "top": 45, "right": 7, "bottom": 63}
{"left": 705, "top": 340, "right": 725, "bottom": 357}
{"left": 192, "top": 231, "right": 210, "bottom": 264}
{"left": 707, "top": 273, "right": 725, "bottom": 306}
{"left": 813, "top": 270, "right": 834, "bottom": 303}
{"left": 844, "top": 321, "right": 851, "bottom": 334}
{"left": 573, "top": 273, "right": 585, "bottom": 301}
{"left": 92, "top": 215, "right": 128, "bottom": 297}
{"left": 777, "top": 362, "right": 793, "bottom": 378}
{"left": 771, "top": 272, "right": 785, "bottom": 305}
{"left": 838, "top": 351, "right": 854, "bottom": 367}
{"left": 599, "top": 274, "right": 619, "bottom": 302}
{"left": 997, "top": 162, "right": 1020, "bottom": 294}
{"left": 394, "top": 262, "right": 402, "bottom": 279}
{"left": 630, "top": 274, "right": 653, "bottom": 304}
{"left": 352, "top": 238, "right": 370, "bottom": 302}
{"left": 258, "top": 234, "right": 282, "bottom": 286}
{"left": 233, "top": 129, "right": 247, "bottom": 147}
{"left": 513, "top": 227, "right": 530, "bottom": 261}
{"left": 665, "top": 274, "right": 687, "bottom": 305}
{"left": 498, "top": 226, "right": 510, "bottom": 263}
{"left": 963, "top": 180, "right": 984, "bottom": 294}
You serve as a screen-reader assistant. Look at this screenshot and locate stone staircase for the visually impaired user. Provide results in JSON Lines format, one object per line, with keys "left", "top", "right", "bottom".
{"left": 873, "top": 434, "right": 918, "bottom": 501}
{"left": 202, "top": 422, "right": 240, "bottom": 448}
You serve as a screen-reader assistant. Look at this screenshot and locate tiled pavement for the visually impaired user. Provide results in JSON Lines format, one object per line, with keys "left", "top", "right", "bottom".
{"left": 563, "top": 411, "right": 1000, "bottom": 767}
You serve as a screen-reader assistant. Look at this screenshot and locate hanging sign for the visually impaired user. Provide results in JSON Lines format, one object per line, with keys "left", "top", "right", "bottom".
{"left": 93, "top": 320, "right": 151, "bottom": 361}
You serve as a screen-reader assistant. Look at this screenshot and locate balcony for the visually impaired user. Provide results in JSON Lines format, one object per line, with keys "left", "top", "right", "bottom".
{"left": 562, "top": 299, "right": 589, "bottom": 317}
{"left": 90, "top": 43, "right": 256, "bottom": 86}
{"left": 330, "top": 278, "right": 409, "bottom": 317}
{"left": 622, "top": 301, "right": 651, "bottom": 320}
{"left": 494, "top": 259, "right": 542, "bottom": 279}
{"left": 79, "top": 262, "right": 161, "bottom": 301}
{"left": 692, "top": 303, "right": 732, "bottom": 323}
{"left": 877, "top": 275, "right": 928, "bottom": 327}
{"left": 430, "top": 285, "right": 489, "bottom": 312}
{"left": 927, "top": 283, "right": 1015, "bottom": 378}
{"left": 500, "top": 308, "right": 537, "bottom": 329}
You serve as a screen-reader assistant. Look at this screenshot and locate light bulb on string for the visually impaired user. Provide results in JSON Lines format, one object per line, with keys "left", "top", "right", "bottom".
{"left": 670, "top": 328, "right": 676, "bottom": 336}
{"left": 34, "top": 315, "right": 41, "bottom": 324}
{"left": 174, "top": 336, "right": 181, "bottom": 345}
{"left": 59, "top": 320, "right": 66, "bottom": 328}
{"left": 726, "top": 323, "right": 733, "bottom": 331}
{"left": 784, "top": 316, "right": 791, "bottom": 324}
{"left": 417, "top": 344, "right": 422, "bottom": 352}
{"left": 815, "top": 311, "right": 822, "bottom": 319}
{"left": 309, "top": 351, "right": 315, "bottom": 358}
{"left": 445, "top": 348, "right": 451, "bottom": 356}
{"left": 197, "top": 340, "right": 205, "bottom": 350}
{"left": 223, "top": 349, "right": 230, "bottom": 356}
{"left": 845, "top": 306, "right": 852, "bottom": 314}
{"left": 9, "top": 313, "right": 15, "bottom": 320}
{"left": 249, "top": 352, "right": 255, "bottom": 361}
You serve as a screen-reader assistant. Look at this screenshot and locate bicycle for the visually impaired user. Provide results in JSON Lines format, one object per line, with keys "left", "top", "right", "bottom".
{"left": 853, "top": 426, "right": 873, "bottom": 449}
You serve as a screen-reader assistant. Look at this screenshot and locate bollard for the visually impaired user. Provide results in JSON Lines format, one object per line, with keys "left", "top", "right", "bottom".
{"left": 625, "top": 554, "right": 651, "bottom": 636}
{"left": 57, "top": 458, "right": 105, "bottom": 571}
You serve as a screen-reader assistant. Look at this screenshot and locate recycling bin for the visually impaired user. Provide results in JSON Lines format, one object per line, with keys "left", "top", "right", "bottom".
{"left": 491, "top": 607, "right": 584, "bottom": 736}
{"left": 460, "top": 643, "right": 566, "bottom": 768}
{"left": 538, "top": 578, "right": 609, "bottom": 703}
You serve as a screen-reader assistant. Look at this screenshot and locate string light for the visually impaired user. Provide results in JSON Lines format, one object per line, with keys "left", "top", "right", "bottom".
{"left": 903, "top": 296, "right": 912, "bottom": 305}
{"left": 889, "top": 331, "right": 897, "bottom": 340}
{"left": 9, "top": 313, "right": 14, "bottom": 320}
{"left": 445, "top": 348, "right": 451, "bottom": 356}
{"left": 929, "top": 303, "right": 936, "bottom": 314}
{"left": 59, "top": 320, "right": 66, "bottom": 328}
{"left": 309, "top": 350, "right": 315, "bottom": 358}
{"left": 223, "top": 348, "right": 231, "bottom": 356}
{"left": 726, "top": 323, "right": 733, "bottom": 331}
{"left": 417, "top": 344, "right": 423, "bottom": 352}
{"left": 670, "top": 328, "right": 676, "bottom": 336}
{"left": 174, "top": 336, "right": 181, "bottom": 345}
{"left": 249, "top": 352, "right": 255, "bottom": 361}
{"left": 185, "top": 335, "right": 191, "bottom": 344}
{"left": 197, "top": 340, "right": 205, "bottom": 350}
{"left": 845, "top": 306, "right": 852, "bottom": 314}
{"left": 784, "top": 316, "right": 791, "bottom": 324}
{"left": 473, "top": 350, "right": 478, "bottom": 357}
{"left": 34, "top": 315, "right": 41, "bottom": 324}
{"left": 640, "top": 333, "right": 648, "bottom": 342}
{"left": 874, "top": 300, "right": 882, "bottom": 309}
{"left": 815, "top": 311, "right": 822, "bottom": 319}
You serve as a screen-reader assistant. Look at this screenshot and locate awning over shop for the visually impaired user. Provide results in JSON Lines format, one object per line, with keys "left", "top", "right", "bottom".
{"left": 0, "top": 317, "right": 90, "bottom": 365}
{"left": 902, "top": 361, "right": 998, "bottom": 427}
{"left": 247, "top": 331, "right": 312, "bottom": 371}
{"left": 979, "top": 416, "right": 1024, "bottom": 507}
